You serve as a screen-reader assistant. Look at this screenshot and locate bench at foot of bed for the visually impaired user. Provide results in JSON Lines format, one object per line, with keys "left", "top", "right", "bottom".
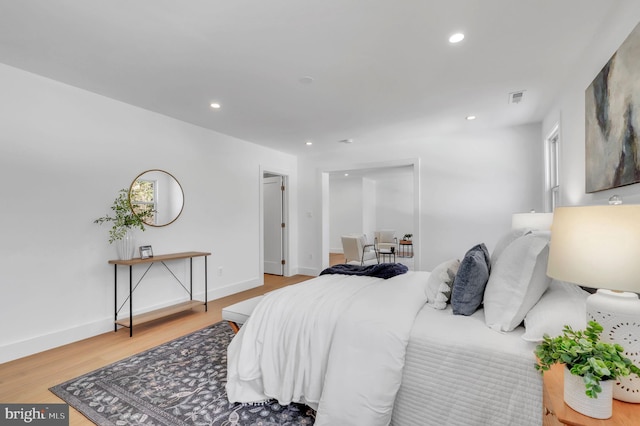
{"left": 222, "top": 296, "right": 263, "bottom": 333}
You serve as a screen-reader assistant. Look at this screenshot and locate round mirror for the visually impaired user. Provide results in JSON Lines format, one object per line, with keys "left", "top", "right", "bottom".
{"left": 129, "top": 169, "right": 184, "bottom": 227}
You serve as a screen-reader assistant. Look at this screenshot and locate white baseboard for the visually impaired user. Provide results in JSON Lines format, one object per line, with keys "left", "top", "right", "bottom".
{"left": 203, "top": 278, "right": 263, "bottom": 301}
{"left": 285, "top": 266, "right": 298, "bottom": 276}
{"left": 0, "top": 278, "right": 265, "bottom": 365}
{"left": 296, "top": 266, "right": 321, "bottom": 276}
{"left": 0, "top": 318, "right": 113, "bottom": 365}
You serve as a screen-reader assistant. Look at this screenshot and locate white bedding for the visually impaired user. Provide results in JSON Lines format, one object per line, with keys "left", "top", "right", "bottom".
{"left": 226, "top": 270, "right": 430, "bottom": 426}
{"left": 226, "top": 270, "right": 542, "bottom": 426}
{"left": 392, "top": 305, "right": 542, "bottom": 426}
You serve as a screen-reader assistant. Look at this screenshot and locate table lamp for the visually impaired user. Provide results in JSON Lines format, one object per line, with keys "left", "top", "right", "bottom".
{"left": 511, "top": 211, "right": 554, "bottom": 231}
{"left": 547, "top": 205, "right": 640, "bottom": 402}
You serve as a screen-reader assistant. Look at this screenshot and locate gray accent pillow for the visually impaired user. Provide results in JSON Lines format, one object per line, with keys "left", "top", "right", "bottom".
{"left": 451, "top": 243, "right": 490, "bottom": 316}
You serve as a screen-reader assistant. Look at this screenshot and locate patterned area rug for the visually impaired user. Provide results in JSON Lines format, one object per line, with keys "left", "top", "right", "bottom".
{"left": 50, "top": 322, "right": 315, "bottom": 425}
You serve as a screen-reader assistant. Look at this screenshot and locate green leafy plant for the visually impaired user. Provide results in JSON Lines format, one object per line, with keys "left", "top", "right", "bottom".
{"left": 535, "top": 321, "right": 640, "bottom": 398}
{"left": 403, "top": 233, "right": 413, "bottom": 240}
{"left": 94, "top": 189, "right": 152, "bottom": 243}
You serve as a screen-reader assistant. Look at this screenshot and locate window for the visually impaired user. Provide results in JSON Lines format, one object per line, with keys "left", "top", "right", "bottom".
{"left": 130, "top": 179, "right": 157, "bottom": 225}
{"left": 545, "top": 126, "right": 560, "bottom": 211}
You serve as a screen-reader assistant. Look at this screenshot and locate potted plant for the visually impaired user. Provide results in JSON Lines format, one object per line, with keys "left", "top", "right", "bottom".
{"left": 535, "top": 320, "right": 640, "bottom": 419}
{"left": 94, "top": 189, "right": 152, "bottom": 259}
{"left": 402, "top": 233, "right": 413, "bottom": 241}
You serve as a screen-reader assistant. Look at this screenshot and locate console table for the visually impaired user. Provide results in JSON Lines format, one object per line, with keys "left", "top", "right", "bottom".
{"left": 109, "top": 251, "right": 211, "bottom": 336}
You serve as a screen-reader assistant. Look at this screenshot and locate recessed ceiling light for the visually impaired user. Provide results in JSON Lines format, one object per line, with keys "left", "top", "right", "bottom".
{"left": 466, "top": 115, "right": 477, "bottom": 120}
{"left": 210, "top": 102, "right": 221, "bottom": 109}
{"left": 449, "top": 33, "right": 465, "bottom": 44}
{"left": 344, "top": 173, "right": 349, "bottom": 177}
{"left": 305, "top": 141, "right": 313, "bottom": 146}
{"left": 338, "top": 138, "right": 354, "bottom": 144}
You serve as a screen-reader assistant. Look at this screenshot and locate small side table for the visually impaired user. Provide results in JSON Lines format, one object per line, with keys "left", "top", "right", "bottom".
{"left": 399, "top": 240, "right": 413, "bottom": 257}
{"left": 542, "top": 363, "right": 640, "bottom": 425}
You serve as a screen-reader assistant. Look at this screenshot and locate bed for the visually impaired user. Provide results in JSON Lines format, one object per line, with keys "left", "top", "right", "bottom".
{"left": 226, "top": 230, "right": 586, "bottom": 426}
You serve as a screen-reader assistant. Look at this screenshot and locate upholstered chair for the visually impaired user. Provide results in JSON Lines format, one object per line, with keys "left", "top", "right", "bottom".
{"left": 341, "top": 234, "right": 378, "bottom": 265}
{"left": 374, "top": 230, "right": 398, "bottom": 253}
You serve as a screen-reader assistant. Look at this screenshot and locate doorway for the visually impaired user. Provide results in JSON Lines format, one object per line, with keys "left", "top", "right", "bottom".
{"left": 320, "top": 159, "right": 420, "bottom": 271}
{"left": 263, "top": 173, "right": 286, "bottom": 276}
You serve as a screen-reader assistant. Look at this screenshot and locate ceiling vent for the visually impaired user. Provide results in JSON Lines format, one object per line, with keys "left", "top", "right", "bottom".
{"left": 509, "top": 90, "right": 525, "bottom": 104}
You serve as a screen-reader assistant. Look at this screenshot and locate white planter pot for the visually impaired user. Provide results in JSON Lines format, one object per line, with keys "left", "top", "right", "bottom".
{"left": 115, "top": 229, "right": 136, "bottom": 260}
{"left": 564, "top": 366, "right": 612, "bottom": 419}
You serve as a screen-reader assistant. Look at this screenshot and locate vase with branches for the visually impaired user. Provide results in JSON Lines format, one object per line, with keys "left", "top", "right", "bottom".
{"left": 94, "top": 189, "right": 151, "bottom": 243}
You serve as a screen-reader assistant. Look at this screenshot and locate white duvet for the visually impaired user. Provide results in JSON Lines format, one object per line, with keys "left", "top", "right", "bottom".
{"left": 226, "top": 270, "right": 429, "bottom": 426}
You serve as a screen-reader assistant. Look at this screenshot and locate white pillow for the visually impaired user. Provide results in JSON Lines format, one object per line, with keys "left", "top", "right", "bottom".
{"left": 425, "top": 259, "right": 460, "bottom": 309}
{"left": 484, "top": 234, "right": 551, "bottom": 332}
{"left": 490, "top": 228, "right": 532, "bottom": 269}
{"left": 522, "top": 280, "right": 589, "bottom": 342}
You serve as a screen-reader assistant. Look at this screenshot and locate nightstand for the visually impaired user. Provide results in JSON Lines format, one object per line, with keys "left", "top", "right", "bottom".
{"left": 543, "top": 364, "right": 640, "bottom": 425}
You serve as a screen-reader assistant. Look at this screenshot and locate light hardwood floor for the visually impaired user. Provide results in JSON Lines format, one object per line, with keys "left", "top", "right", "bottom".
{"left": 0, "top": 273, "right": 317, "bottom": 425}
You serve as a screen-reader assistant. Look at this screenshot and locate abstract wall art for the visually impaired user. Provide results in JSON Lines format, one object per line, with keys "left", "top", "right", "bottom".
{"left": 585, "top": 22, "right": 640, "bottom": 193}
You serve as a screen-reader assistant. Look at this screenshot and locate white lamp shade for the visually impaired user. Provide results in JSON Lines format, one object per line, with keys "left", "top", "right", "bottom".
{"left": 547, "top": 205, "right": 640, "bottom": 292}
{"left": 511, "top": 212, "right": 553, "bottom": 231}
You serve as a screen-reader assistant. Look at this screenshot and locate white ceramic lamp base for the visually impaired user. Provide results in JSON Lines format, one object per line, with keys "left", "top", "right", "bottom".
{"left": 586, "top": 289, "right": 640, "bottom": 403}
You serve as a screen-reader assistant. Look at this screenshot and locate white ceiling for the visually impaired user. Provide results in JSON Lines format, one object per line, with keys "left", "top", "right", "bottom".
{"left": 0, "top": 1, "right": 617, "bottom": 156}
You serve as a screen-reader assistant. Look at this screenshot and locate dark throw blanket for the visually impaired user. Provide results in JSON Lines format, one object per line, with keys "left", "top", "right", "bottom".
{"left": 320, "top": 262, "right": 408, "bottom": 279}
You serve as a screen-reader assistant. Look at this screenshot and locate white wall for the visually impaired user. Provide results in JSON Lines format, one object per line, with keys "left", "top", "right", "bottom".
{"left": 298, "top": 122, "right": 544, "bottom": 274}
{"left": 329, "top": 176, "right": 363, "bottom": 251}
{"left": 373, "top": 171, "right": 413, "bottom": 239}
{"left": 0, "top": 63, "right": 297, "bottom": 363}
{"left": 362, "top": 178, "right": 377, "bottom": 243}
{"left": 543, "top": 1, "right": 640, "bottom": 207}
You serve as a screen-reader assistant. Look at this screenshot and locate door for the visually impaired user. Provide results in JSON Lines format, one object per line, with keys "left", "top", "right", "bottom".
{"left": 263, "top": 175, "right": 284, "bottom": 275}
